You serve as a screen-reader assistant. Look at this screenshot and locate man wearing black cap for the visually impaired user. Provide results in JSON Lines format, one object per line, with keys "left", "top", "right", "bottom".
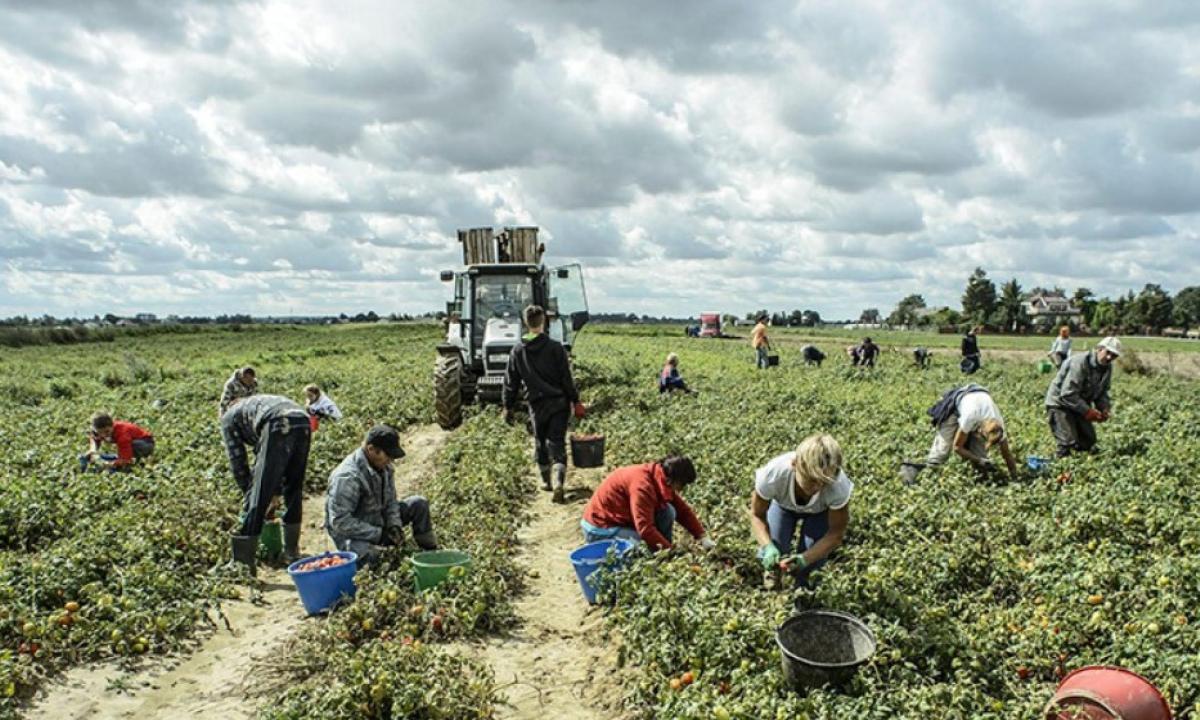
{"left": 325, "top": 425, "right": 438, "bottom": 564}
{"left": 221, "top": 394, "right": 311, "bottom": 574}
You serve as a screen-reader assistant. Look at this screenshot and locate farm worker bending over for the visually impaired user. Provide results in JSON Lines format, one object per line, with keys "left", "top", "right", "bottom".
{"left": 913, "top": 347, "right": 931, "bottom": 369}
{"left": 659, "top": 353, "right": 692, "bottom": 394}
{"left": 503, "top": 304, "right": 584, "bottom": 504}
{"left": 325, "top": 425, "right": 437, "bottom": 565}
{"left": 751, "top": 434, "right": 852, "bottom": 591}
{"left": 901, "top": 384, "right": 1018, "bottom": 485}
{"left": 1049, "top": 326, "right": 1072, "bottom": 368}
{"left": 961, "top": 326, "right": 982, "bottom": 374}
{"left": 304, "top": 383, "right": 342, "bottom": 431}
{"left": 1045, "top": 336, "right": 1121, "bottom": 458}
{"left": 751, "top": 315, "right": 771, "bottom": 369}
{"left": 801, "top": 345, "right": 826, "bottom": 367}
{"left": 219, "top": 366, "right": 258, "bottom": 418}
{"left": 221, "top": 394, "right": 311, "bottom": 575}
{"left": 80, "top": 413, "right": 154, "bottom": 471}
{"left": 580, "top": 455, "right": 715, "bottom": 551}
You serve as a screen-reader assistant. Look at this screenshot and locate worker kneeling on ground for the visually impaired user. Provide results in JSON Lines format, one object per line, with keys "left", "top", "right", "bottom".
{"left": 326, "top": 425, "right": 437, "bottom": 565}
{"left": 1045, "top": 336, "right": 1120, "bottom": 458}
{"left": 80, "top": 412, "right": 155, "bottom": 472}
{"left": 659, "top": 353, "right": 692, "bottom": 394}
{"left": 751, "top": 434, "right": 852, "bottom": 591}
{"left": 901, "top": 384, "right": 1018, "bottom": 484}
{"left": 503, "top": 304, "right": 584, "bottom": 504}
{"left": 221, "top": 394, "right": 311, "bottom": 575}
{"left": 581, "top": 455, "right": 715, "bottom": 551}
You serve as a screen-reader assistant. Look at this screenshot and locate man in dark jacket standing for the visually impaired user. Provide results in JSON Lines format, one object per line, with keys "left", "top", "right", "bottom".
{"left": 1045, "top": 336, "right": 1121, "bottom": 457}
{"left": 503, "top": 304, "right": 583, "bottom": 503}
{"left": 221, "top": 394, "right": 311, "bottom": 574}
{"left": 961, "top": 326, "right": 982, "bottom": 374}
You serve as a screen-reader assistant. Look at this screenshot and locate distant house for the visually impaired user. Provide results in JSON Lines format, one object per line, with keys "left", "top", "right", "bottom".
{"left": 135, "top": 313, "right": 158, "bottom": 324}
{"left": 1024, "top": 292, "right": 1082, "bottom": 328}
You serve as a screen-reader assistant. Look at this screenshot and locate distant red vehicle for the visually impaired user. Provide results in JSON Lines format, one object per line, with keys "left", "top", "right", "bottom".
{"left": 699, "top": 312, "right": 722, "bottom": 338}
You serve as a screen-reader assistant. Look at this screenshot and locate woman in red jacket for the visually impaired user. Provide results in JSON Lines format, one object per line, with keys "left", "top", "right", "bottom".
{"left": 580, "top": 455, "right": 715, "bottom": 551}
{"left": 80, "top": 412, "right": 155, "bottom": 471}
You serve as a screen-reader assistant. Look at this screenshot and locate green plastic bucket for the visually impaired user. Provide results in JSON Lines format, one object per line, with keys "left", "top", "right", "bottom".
{"left": 1038, "top": 359, "right": 1054, "bottom": 374}
{"left": 260, "top": 522, "right": 283, "bottom": 559}
{"left": 411, "top": 550, "right": 471, "bottom": 591}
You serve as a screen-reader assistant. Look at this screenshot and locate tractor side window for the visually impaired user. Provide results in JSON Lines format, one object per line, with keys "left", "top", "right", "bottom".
{"left": 549, "top": 264, "right": 588, "bottom": 346}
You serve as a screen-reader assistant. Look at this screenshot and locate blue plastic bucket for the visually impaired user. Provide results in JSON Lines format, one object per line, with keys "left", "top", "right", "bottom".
{"left": 1027, "top": 456, "right": 1051, "bottom": 473}
{"left": 570, "top": 539, "right": 634, "bottom": 604}
{"left": 287, "top": 551, "right": 358, "bottom": 615}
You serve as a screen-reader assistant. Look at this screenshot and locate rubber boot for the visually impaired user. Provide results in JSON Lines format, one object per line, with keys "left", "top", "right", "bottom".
{"left": 283, "top": 523, "right": 303, "bottom": 564}
{"left": 551, "top": 463, "right": 567, "bottom": 504}
{"left": 414, "top": 530, "right": 439, "bottom": 551}
{"left": 231, "top": 534, "right": 258, "bottom": 577}
{"left": 899, "top": 462, "right": 925, "bottom": 486}
{"left": 538, "top": 464, "right": 552, "bottom": 492}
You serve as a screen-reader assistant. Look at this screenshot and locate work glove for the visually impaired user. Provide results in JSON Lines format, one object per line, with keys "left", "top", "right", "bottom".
{"left": 780, "top": 554, "right": 808, "bottom": 574}
{"left": 573, "top": 402, "right": 587, "bottom": 420}
{"left": 1083, "top": 408, "right": 1104, "bottom": 423}
{"left": 698, "top": 536, "right": 716, "bottom": 551}
{"left": 382, "top": 525, "right": 405, "bottom": 547}
{"left": 758, "top": 543, "right": 781, "bottom": 570}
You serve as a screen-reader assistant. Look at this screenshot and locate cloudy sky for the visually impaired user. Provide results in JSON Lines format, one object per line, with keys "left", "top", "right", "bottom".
{"left": 1, "top": 0, "right": 1198, "bottom": 320}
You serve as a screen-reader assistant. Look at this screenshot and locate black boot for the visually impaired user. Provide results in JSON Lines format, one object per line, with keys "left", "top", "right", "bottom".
{"left": 413, "top": 530, "right": 438, "bottom": 551}
{"left": 551, "top": 463, "right": 567, "bottom": 504}
{"left": 538, "top": 464, "right": 552, "bottom": 491}
{"left": 283, "top": 523, "right": 303, "bottom": 564}
{"left": 231, "top": 534, "right": 258, "bottom": 576}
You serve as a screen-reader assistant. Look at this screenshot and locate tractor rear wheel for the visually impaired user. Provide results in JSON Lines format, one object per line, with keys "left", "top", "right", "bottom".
{"left": 434, "top": 352, "right": 464, "bottom": 430}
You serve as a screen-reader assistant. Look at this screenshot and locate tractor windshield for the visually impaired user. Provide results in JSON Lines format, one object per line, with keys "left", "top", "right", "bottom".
{"left": 475, "top": 276, "right": 534, "bottom": 321}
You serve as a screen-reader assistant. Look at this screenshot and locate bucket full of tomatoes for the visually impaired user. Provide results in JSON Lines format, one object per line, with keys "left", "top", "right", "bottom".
{"left": 287, "top": 551, "right": 358, "bottom": 615}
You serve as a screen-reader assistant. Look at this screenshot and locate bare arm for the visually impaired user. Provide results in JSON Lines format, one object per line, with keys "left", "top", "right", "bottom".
{"left": 750, "top": 490, "right": 773, "bottom": 548}
{"left": 998, "top": 439, "right": 1018, "bottom": 481}
{"left": 801, "top": 505, "right": 848, "bottom": 566}
{"left": 953, "top": 430, "right": 988, "bottom": 467}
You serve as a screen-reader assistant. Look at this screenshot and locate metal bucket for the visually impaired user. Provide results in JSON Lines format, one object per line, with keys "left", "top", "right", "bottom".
{"left": 776, "top": 610, "right": 876, "bottom": 691}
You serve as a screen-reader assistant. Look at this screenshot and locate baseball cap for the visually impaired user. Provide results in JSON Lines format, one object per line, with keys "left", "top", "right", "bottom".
{"left": 1096, "top": 336, "right": 1123, "bottom": 357}
{"left": 365, "top": 425, "right": 405, "bottom": 459}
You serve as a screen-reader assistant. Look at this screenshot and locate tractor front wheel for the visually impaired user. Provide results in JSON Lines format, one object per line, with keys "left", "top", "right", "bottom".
{"left": 434, "top": 352, "right": 464, "bottom": 430}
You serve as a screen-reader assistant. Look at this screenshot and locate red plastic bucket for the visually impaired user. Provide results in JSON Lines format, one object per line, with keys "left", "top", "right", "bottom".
{"left": 1044, "top": 666, "right": 1171, "bottom": 720}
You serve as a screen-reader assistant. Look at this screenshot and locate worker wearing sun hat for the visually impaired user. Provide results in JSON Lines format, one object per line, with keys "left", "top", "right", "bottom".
{"left": 1045, "top": 336, "right": 1122, "bottom": 457}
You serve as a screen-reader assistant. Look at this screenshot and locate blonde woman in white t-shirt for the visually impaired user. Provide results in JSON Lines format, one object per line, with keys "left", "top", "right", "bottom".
{"left": 750, "top": 434, "right": 853, "bottom": 591}
{"left": 902, "top": 387, "right": 1018, "bottom": 485}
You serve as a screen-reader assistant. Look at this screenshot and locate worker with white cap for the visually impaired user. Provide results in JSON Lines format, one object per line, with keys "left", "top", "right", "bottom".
{"left": 1044, "top": 336, "right": 1122, "bottom": 457}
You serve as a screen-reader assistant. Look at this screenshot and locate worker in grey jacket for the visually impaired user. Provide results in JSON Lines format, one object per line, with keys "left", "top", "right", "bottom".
{"left": 326, "top": 425, "right": 437, "bottom": 564}
{"left": 221, "top": 394, "right": 311, "bottom": 574}
{"left": 1045, "top": 336, "right": 1121, "bottom": 457}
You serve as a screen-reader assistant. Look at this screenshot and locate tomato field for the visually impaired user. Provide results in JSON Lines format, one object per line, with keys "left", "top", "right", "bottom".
{"left": 1, "top": 323, "right": 1198, "bottom": 719}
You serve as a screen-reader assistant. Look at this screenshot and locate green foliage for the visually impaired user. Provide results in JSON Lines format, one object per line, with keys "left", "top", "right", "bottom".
{"left": 962, "top": 267, "right": 997, "bottom": 325}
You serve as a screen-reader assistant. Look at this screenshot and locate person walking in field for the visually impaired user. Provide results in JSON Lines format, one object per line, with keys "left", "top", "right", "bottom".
{"left": 79, "top": 413, "right": 155, "bottom": 471}
{"left": 219, "top": 366, "right": 258, "bottom": 417}
{"left": 581, "top": 455, "right": 715, "bottom": 551}
{"left": 1045, "top": 336, "right": 1121, "bottom": 458}
{"left": 659, "top": 353, "right": 692, "bottom": 394}
{"left": 304, "top": 383, "right": 342, "bottom": 431}
{"left": 221, "top": 394, "right": 311, "bottom": 574}
{"left": 503, "top": 304, "right": 584, "bottom": 504}
{"left": 899, "top": 384, "right": 1018, "bottom": 485}
{"left": 800, "top": 345, "right": 826, "bottom": 367}
{"left": 326, "top": 425, "right": 438, "bottom": 564}
{"left": 751, "top": 434, "right": 852, "bottom": 591}
{"left": 961, "top": 326, "right": 982, "bottom": 374}
{"left": 854, "top": 337, "right": 880, "bottom": 368}
{"left": 751, "top": 315, "right": 771, "bottom": 369}
{"left": 1049, "top": 326, "right": 1072, "bottom": 368}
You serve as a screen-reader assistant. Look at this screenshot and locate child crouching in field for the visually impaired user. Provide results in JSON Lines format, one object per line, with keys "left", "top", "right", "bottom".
{"left": 304, "top": 384, "right": 342, "bottom": 431}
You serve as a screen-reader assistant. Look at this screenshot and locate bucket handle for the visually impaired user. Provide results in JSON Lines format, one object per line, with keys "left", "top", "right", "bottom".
{"left": 1043, "top": 689, "right": 1123, "bottom": 719}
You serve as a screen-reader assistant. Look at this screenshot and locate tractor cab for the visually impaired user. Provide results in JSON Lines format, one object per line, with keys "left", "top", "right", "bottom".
{"left": 435, "top": 227, "right": 588, "bottom": 429}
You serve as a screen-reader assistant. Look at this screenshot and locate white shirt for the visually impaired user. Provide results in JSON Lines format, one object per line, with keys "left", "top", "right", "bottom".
{"left": 307, "top": 394, "right": 343, "bottom": 420}
{"left": 956, "top": 392, "right": 1003, "bottom": 434}
{"left": 754, "top": 451, "right": 853, "bottom": 515}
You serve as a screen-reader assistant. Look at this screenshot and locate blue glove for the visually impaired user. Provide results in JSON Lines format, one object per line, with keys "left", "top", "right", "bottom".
{"left": 758, "top": 543, "right": 781, "bottom": 570}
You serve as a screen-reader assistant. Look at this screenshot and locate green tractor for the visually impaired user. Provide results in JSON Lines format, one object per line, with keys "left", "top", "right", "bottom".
{"left": 435, "top": 227, "right": 589, "bottom": 430}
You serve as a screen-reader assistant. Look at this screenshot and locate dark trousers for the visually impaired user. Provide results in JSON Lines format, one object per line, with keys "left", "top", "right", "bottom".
{"left": 531, "top": 404, "right": 569, "bottom": 466}
{"left": 1047, "top": 407, "right": 1097, "bottom": 457}
{"left": 240, "top": 420, "right": 311, "bottom": 536}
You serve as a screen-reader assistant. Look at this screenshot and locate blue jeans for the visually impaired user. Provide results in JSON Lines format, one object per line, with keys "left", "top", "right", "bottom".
{"left": 768, "top": 502, "right": 830, "bottom": 588}
{"left": 756, "top": 347, "right": 769, "bottom": 369}
{"left": 582, "top": 505, "right": 676, "bottom": 544}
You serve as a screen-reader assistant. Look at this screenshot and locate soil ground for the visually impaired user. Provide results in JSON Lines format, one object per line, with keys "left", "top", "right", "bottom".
{"left": 28, "top": 425, "right": 449, "bottom": 720}
{"left": 459, "top": 464, "right": 628, "bottom": 720}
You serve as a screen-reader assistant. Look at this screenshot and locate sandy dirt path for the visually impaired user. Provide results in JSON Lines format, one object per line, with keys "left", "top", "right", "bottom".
{"left": 460, "top": 464, "right": 627, "bottom": 720}
{"left": 29, "top": 425, "right": 448, "bottom": 720}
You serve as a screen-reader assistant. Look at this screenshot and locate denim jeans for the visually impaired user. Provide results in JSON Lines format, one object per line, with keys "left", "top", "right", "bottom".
{"left": 756, "top": 347, "right": 769, "bottom": 369}
{"left": 582, "top": 504, "right": 676, "bottom": 545}
{"left": 767, "top": 502, "right": 830, "bottom": 588}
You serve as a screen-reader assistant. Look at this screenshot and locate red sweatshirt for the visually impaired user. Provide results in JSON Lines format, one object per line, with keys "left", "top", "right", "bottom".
{"left": 105, "top": 421, "right": 153, "bottom": 465}
{"left": 583, "top": 462, "right": 704, "bottom": 550}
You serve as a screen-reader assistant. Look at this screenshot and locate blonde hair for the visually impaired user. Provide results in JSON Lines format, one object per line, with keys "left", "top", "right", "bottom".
{"left": 666, "top": 353, "right": 679, "bottom": 366}
{"left": 792, "top": 434, "right": 843, "bottom": 488}
{"left": 1059, "top": 325, "right": 1070, "bottom": 338}
{"left": 979, "top": 419, "right": 1005, "bottom": 448}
